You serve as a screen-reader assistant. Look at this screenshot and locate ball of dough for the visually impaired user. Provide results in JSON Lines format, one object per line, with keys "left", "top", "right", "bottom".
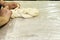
{"left": 24, "top": 8, "right": 39, "bottom": 17}
{"left": 11, "top": 9, "right": 22, "bottom": 18}
{"left": 11, "top": 8, "right": 39, "bottom": 18}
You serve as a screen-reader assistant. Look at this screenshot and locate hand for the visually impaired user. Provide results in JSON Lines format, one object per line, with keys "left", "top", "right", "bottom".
{"left": 4, "top": 2, "right": 18, "bottom": 9}
{"left": 0, "top": 6, "right": 12, "bottom": 27}
{"left": 0, "top": 0, "right": 18, "bottom": 9}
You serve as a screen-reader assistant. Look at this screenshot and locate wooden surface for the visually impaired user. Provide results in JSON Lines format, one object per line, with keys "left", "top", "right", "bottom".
{"left": 0, "top": 1, "right": 60, "bottom": 40}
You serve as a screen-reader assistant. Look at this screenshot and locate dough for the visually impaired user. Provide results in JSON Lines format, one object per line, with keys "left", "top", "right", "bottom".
{"left": 11, "top": 8, "right": 39, "bottom": 18}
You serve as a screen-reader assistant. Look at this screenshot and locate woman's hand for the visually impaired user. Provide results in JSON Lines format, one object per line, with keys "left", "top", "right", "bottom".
{"left": 0, "top": 0, "right": 18, "bottom": 9}
{"left": 4, "top": 2, "right": 18, "bottom": 9}
{"left": 0, "top": 6, "right": 12, "bottom": 27}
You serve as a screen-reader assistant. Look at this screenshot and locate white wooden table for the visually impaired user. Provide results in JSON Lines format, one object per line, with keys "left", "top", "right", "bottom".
{"left": 0, "top": 1, "right": 60, "bottom": 40}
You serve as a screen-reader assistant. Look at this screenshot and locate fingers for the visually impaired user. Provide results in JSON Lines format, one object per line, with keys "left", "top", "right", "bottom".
{"left": 0, "top": 0, "right": 5, "bottom": 9}
{"left": 0, "top": 0, "right": 5, "bottom": 5}
{"left": 0, "top": 6, "right": 12, "bottom": 16}
{"left": 0, "top": 0, "right": 4, "bottom": 1}
{"left": 4, "top": 2, "right": 19, "bottom": 9}
{"left": 0, "top": 0, "right": 19, "bottom": 9}
{"left": 0, "top": 6, "right": 12, "bottom": 27}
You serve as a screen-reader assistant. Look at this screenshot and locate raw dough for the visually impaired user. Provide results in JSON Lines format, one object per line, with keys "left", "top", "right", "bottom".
{"left": 11, "top": 8, "right": 39, "bottom": 18}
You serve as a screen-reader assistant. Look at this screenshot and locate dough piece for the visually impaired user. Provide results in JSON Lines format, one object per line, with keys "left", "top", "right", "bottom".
{"left": 11, "top": 9, "right": 22, "bottom": 18}
{"left": 11, "top": 8, "right": 39, "bottom": 18}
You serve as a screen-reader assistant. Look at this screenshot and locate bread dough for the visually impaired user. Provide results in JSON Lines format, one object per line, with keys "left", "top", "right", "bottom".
{"left": 11, "top": 8, "right": 39, "bottom": 18}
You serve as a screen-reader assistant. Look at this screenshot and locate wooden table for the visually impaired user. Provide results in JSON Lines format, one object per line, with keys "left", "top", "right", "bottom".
{"left": 0, "top": 1, "right": 60, "bottom": 40}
